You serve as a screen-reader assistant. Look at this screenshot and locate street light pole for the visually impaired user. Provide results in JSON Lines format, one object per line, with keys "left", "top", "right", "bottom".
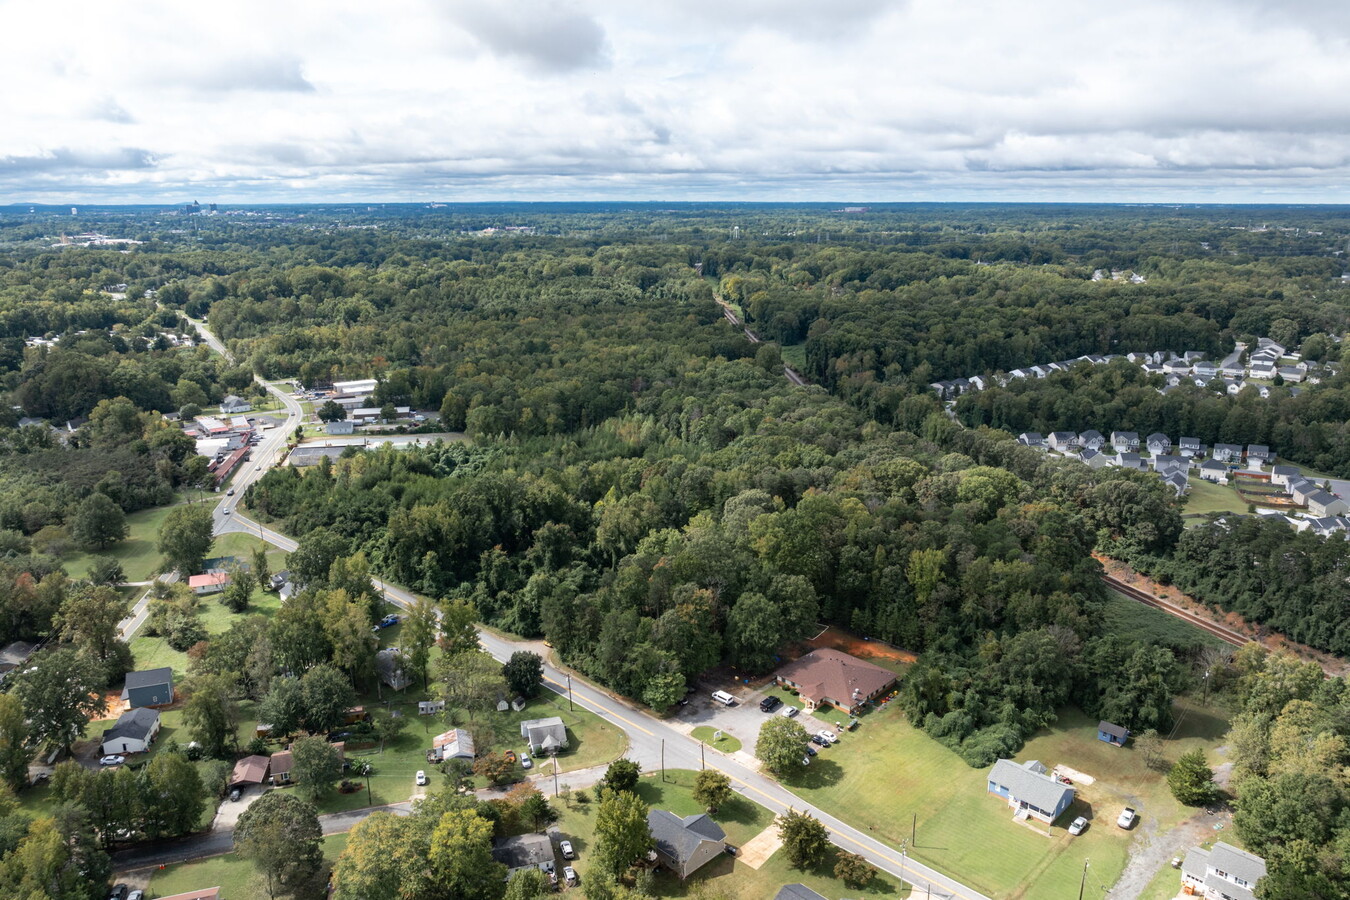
{"left": 1078, "top": 858, "right": 1089, "bottom": 900}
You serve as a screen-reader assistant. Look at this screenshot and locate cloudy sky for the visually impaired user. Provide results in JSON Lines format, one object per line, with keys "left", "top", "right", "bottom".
{"left": 4, "top": 0, "right": 1350, "bottom": 203}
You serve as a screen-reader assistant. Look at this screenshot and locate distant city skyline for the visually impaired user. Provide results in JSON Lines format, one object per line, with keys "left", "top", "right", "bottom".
{"left": 5, "top": 0, "right": 1350, "bottom": 203}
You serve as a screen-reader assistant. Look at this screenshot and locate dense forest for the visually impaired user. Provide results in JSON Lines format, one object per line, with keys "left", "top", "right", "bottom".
{"left": 0, "top": 202, "right": 1346, "bottom": 765}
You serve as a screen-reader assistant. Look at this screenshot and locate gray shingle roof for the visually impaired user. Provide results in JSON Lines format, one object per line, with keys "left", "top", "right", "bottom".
{"left": 103, "top": 707, "right": 159, "bottom": 743}
{"left": 989, "top": 759, "right": 1073, "bottom": 814}
{"left": 775, "top": 886, "right": 828, "bottom": 900}
{"left": 124, "top": 667, "right": 173, "bottom": 690}
{"left": 1098, "top": 721, "right": 1128, "bottom": 739}
{"left": 647, "top": 810, "right": 725, "bottom": 865}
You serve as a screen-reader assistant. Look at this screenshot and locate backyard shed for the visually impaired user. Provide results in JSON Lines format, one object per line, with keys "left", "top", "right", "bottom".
{"left": 1097, "top": 721, "right": 1129, "bottom": 746}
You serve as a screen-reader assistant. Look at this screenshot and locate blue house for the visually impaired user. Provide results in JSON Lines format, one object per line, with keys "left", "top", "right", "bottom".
{"left": 121, "top": 667, "right": 174, "bottom": 709}
{"left": 987, "top": 759, "right": 1075, "bottom": 824}
{"left": 1098, "top": 721, "right": 1129, "bottom": 747}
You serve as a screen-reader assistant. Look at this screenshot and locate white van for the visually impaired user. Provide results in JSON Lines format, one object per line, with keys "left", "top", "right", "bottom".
{"left": 711, "top": 690, "right": 736, "bottom": 707}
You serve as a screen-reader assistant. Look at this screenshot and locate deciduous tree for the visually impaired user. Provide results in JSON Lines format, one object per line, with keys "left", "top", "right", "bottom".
{"left": 234, "top": 791, "right": 325, "bottom": 900}
{"left": 502, "top": 651, "right": 544, "bottom": 698}
{"left": 692, "top": 769, "right": 732, "bottom": 814}
{"left": 158, "top": 504, "right": 214, "bottom": 575}
{"left": 592, "top": 788, "right": 654, "bottom": 879}
{"left": 291, "top": 735, "right": 342, "bottom": 802}
{"left": 14, "top": 648, "right": 106, "bottom": 753}
{"left": 778, "top": 808, "right": 829, "bottom": 869}
{"left": 428, "top": 808, "right": 506, "bottom": 900}
{"left": 70, "top": 494, "right": 127, "bottom": 551}
{"left": 756, "top": 716, "right": 809, "bottom": 775}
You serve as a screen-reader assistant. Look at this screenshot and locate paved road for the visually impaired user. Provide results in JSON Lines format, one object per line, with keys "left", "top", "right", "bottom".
{"left": 186, "top": 323, "right": 990, "bottom": 900}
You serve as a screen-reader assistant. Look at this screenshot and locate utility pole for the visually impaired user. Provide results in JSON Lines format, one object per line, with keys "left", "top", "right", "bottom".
{"left": 912, "top": 812, "right": 916, "bottom": 846}
{"left": 700, "top": 741, "right": 705, "bottom": 770}
{"left": 661, "top": 739, "right": 666, "bottom": 782}
{"left": 566, "top": 673, "right": 573, "bottom": 711}
{"left": 900, "top": 839, "right": 908, "bottom": 890}
{"left": 1078, "top": 858, "right": 1089, "bottom": 900}
{"left": 553, "top": 757, "right": 559, "bottom": 797}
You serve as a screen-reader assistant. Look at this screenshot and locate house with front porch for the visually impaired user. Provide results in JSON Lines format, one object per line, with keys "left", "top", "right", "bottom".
{"left": 986, "top": 758, "right": 1075, "bottom": 824}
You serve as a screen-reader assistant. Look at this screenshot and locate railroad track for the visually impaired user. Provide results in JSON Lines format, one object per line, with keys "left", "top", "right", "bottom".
{"left": 1104, "top": 575, "right": 1250, "bottom": 648}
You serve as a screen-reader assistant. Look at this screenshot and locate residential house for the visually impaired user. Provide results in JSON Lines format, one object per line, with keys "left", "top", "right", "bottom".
{"left": 1180, "top": 841, "right": 1266, "bottom": 900}
{"left": 1163, "top": 471, "right": 1190, "bottom": 498}
{"left": 1224, "top": 379, "right": 1244, "bottom": 396}
{"left": 1221, "top": 362, "right": 1246, "bottom": 379}
{"left": 773, "top": 649, "right": 897, "bottom": 714}
{"left": 1177, "top": 437, "right": 1204, "bottom": 458}
{"left": 122, "top": 667, "right": 174, "bottom": 708}
{"left": 1305, "top": 490, "right": 1350, "bottom": 518}
{"left": 647, "top": 809, "right": 728, "bottom": 880}
{"left": 1152, "top": 455, "right": 1188, "bottom": 475}
{"left": 1047, "top": 432, "right": 1079, "bottom": 452}
{"left": 1212, "top": 444, "right": 1243, "bottom": 463}
{"left": 1163, "top": 359, "right": 1192, "bottom": 375}
{"left": 986, "top": 758, "right": 1075, "bottom": 824}
{"left": 775, "top": 886, "right": 828, "bottom": 900}
{"left": 492, "top": 833, "right": 557, "bottom": 882}
{"left": 156, "top": 890, "right": 221, "bottom": 900}
{"left": 325, "top": 420, "right": 355, "bottom": 435}
{"left": 1257, "top": 338, "right": 1286, "bottom": 356}
{"left": 220, "top": 395, "right": 252, "bottom": 414}
{"left": 269, "top": 742, "right": 344, "bottom": 785}
{"left": 1113, "top": 452, "right": 1145, "bottom": 471}
{"left": 1183, "top": 351, "right": 1206, "bottom": 363}
{"left": 1269, "top": 465, "right": 1300, "bottom": 489}
{"left": 0, "top": 641, "right": 36, "bottom": 681}
{"left": 1199, "top": 460, "right": 1229, "bottom": 484}
{"left": 1247, "top": 361, "right": 1276, "bottom": 380}
{"left": 1306, "top": 516, "right": 1350, "bottom": 538}
{"left": 431, "top": 728, "right": 475, "bottom": 761}
{"left": 188, "top": 572, "right": 230, "bottom": 595}
{"left": 1141, "top": 362, "right": 1166, "bottom": 376}
{"left": 1145, "top": 433, "right": 1172, "bottom": 455}
{"left": 376, "top": 648, "right": 412, "bottom": 690}
{"left": 268, "top": 570, "right": 290, "bottom": 592}
{"left": 230, "top": 755, "right": 271, "bottom": 788}
{"left": 1111, "top": 431, "right": 1140, "bottom": 452}
{"left": 1289, "top": 479, "right": 1319, "bottom": 506}
{"left": 100, "top": 707, "right": 161, "bottom": 756}
{"left": 1097, "top": 721, "right": 1129, "bottom": 747}
{"left": 1193, "top": 361, "right": 1219, "bottom": 380}
{"left": 1079, "top": 449, "right": 1111, "bottom": 469}
{"left": 1246, "top": 445, "right": 1273, "bottom": 464}
{"left": 1017, "top": 432, "right": 1046, "bottom": 449}
{"left": 1078, "top": 429, "right": 1106, "bottom": 451}
{"left": 1277, "top": 366, "right": 1305, "bottom": 383}
{"left": 520, "top": 717, "right": 570, "bottom": 755}
{"left": 418, "top": 700, "right": 446, "bottom": 716}
{"left": 968, "top": 375, "right": 989, "bottom": 391}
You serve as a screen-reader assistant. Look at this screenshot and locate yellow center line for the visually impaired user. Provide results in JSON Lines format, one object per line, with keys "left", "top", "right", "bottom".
{"left": 541, "top": 676, "right": 655, "bottom": 737}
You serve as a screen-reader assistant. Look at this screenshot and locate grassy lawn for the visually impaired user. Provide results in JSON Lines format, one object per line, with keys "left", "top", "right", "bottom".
{"left": 781, "top": 343, "right": 807, "bottom": 371}
{"left": 759, "top": 684, "right": 807, "bottom": 711}
{"left": 555, "top": 768, "right": 908, "bottom": 900}
{"left": 62, "top": 498, "right": 190, "bottom": 582}
{"left": 1181, "top": 478, "right": 1246, "bottom": 518}
{"left": 1139, "top": 857, "right": 1185, "bottom": 900}
{"left": 780, "top": 700, "right": 1229, "bottom": 900}
{"left": 311, "top": 691, "right": 626, "bottom": 815}
{"left": 692, "top": 725, "right": 742, "bottom": 754}
{"left": 146, "top": 832, "right": 348, "bottom": 899}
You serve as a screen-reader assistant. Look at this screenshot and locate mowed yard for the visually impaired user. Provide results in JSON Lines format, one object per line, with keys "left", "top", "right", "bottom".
{"left": 61, "top": 496, "right": 192, "bottom": 583}
{"left": 145, "top": 832, "right": 348, "bottom": 899}
{"left": 555, "top": 768, "right": 909, "bottom": 900}
{"left": 782, "top": 699, "right": 1230, "bottom": 899}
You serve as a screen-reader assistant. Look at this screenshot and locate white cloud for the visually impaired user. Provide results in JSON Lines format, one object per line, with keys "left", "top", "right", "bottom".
{"left": 2, "top": 0, "right": 1350, "bottom": 201}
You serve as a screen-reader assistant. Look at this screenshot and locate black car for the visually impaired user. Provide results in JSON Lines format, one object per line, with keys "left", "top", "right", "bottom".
{"left": 810, "top": 734, "right": 829, "bottom": 747}
{"left": 804, "top": 744, "right": 818, "bottom": 756}
{"left": 759, "top": 695, "right": 782, "bottom": 713}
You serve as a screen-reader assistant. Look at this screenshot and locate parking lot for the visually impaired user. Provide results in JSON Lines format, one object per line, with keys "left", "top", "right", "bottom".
{"left": 677, "top": 681, "right": 834, "bottom": 755}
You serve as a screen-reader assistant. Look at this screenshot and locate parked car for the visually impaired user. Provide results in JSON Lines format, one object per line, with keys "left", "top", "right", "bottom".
{"left": 520, "top": 752, "right": 533, "bottom": 769}
{"left": 801, "top": 754, "right": 811, "bottom": 766}
{"left": 724, "top": 844, "right": 739, "bottom": 856}
{"left": 810, "top": 734, "right": 829, "bottom": 747}
{"left": 109, "top": 885, "right": 129, "bottom": 900}
{"left": 415, "top": 770, "right": 428, "bottom": 786}
{"left": 229, "top": 788, "right": 242, "bottom": 802}
{"left": 378, "top": 614, "right": 400, "bottom": 628}
{"left": 816, "top": 730, "right": 838, "bottom": 744}
{"left": 504, "top": 750, "right": 517, "bottom": 763}
{"left": 1068, "top": 816, "right": 1088, "bottom": 835}
{"left": 759, "top": 695, "right": 782, "bottom": 713}
{"left": 804, "top": 744, "right": 817, "bottom": 757}
{"left": 563, "top": 866, "right": 578, "bottom": 886}
{"left": 560, "top": 839, "right": 575, "bottom": 859}
{"left": 780, "top": 705, "right": 799, "bottom": 718}
{"left": 1117, "top": 807, "right": 1138, "bottom": 829}
{"left": 128, "top": 891, "right": 144, "bottom": 900}
{"left": 99, "top": 755, "right": 125, "bottom": 767}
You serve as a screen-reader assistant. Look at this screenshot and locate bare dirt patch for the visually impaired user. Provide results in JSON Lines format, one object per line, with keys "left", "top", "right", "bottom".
{"left": 802, "top": 625, "right": 917, "bottom": 665}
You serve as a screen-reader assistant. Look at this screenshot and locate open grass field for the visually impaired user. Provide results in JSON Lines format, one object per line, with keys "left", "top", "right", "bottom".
{"left": 781, "top": 342, "right": 807, "bottom": 371}
{"left": 145, "top": 832, "right": 348, "bottom": 899}
{"left": 61, "top": 497, "right": 190, "bottom": 582}
{"left": 1180, "top": 478, "right": 1246, "bottom": 519}
{"left": 555, "top": 768, "right": 909, "bottom": 900}
{"left": 778, "top": 700, "right": 1230, "bottom": 900}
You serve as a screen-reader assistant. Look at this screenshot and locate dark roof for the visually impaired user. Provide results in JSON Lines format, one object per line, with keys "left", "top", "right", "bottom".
{"left": 103, "top": 707, "right": 159, "bottom": 743}
{"left": 1098, "top": 721, "right": 1129, "bottom": 739}
{"left": 125, "top": 667, "right": 173, "bottom": 690}
{"left": 775, "top": 886, "right": 829, "bottom": 900}
{"left": 492, "top": 833, "right": 554, "bottom": 870}
{"left": 231, "top": 755, "right": 270, "bottom": 785}
{"left": 648, "top": 809, "right": 725, "bottom": 865}
{"left": 989, "top": 758, "right": 1073, "bottom": 813}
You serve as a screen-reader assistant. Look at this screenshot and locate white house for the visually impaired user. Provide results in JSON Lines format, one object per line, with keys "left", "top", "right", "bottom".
{"left": 986, "top": 759, "right": 1075, "bottom": 824}
{"left": 1078, "top": 430, "right": 1106, "bottom": 451}
{"left": 1111, "top": 431, "right": 1140, "bottom": 453}
{"left": 325, "top": 420, "right": 355, "bottom": 435}
{"left": 1047, "top": 432, "right": 1079, "bottom": 452}
{"left": 101, "top": 707, "right": 161, "bottom": 756}
{"left": 1113, "top": 452, "right": 1145, "bottom": 471}
{"left": 1306, "top": 489, "right": 1350, "bottom": 518}
{"left": 1145, "top": 433, "right": 1172, "bottom": 455}
{"left": 1199, "top": 460, "right": 1229, "bottom": 484}
{"left": 1269, "top": 465, "right": 1300, "bottom": 489}
{"left": 1212, "top": 443, "right": 1243, "bottom": 463}
{"left": 1017, "top": 432, "right": 1046, "bottom": 449}
{"left": 1181, "top": 841, "right": 1265, "bottom": 900}
{"left": 220, "top": 395, "right": 252, "bottom": 414}
{"left": 1080, "top": 449, "right": 1111, "bottom": 469}
{"left": 1177, "top": 437, "right": 1204, "bottom": 458}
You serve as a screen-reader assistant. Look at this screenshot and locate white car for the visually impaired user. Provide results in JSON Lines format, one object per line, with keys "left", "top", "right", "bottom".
{"left": 1068, "top": 816, "right": 1088, "bottom": 835}
{"left": 520, "top": 752, "right": 533, "bottom": 769}
{"left": 1117, "top": 807, "right": 1138, "bottom": 829}
{"left": 99, "top": 755, "right": 125, "bottom": 767}
{"left": 223, "top": 507, "right": 231, "bottom": 515}
{"left": 780, "top": 705, "right": 799, "bottom": 718}
{"left": 415, "top": 770, "right": 428, "bottom": 786}
{"left": 816, "top": 730, "right": 838, "bottom": 744}
{"left": 560, "top": 840, "right": 575, "bottom": 859}
{"left": 563, "top": 866, "right": 578, "bottom": 886}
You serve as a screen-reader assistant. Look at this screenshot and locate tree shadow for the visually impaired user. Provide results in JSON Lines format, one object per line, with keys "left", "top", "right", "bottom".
{"left": 782, "top": 758, "right": 845, "bottom": 789}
